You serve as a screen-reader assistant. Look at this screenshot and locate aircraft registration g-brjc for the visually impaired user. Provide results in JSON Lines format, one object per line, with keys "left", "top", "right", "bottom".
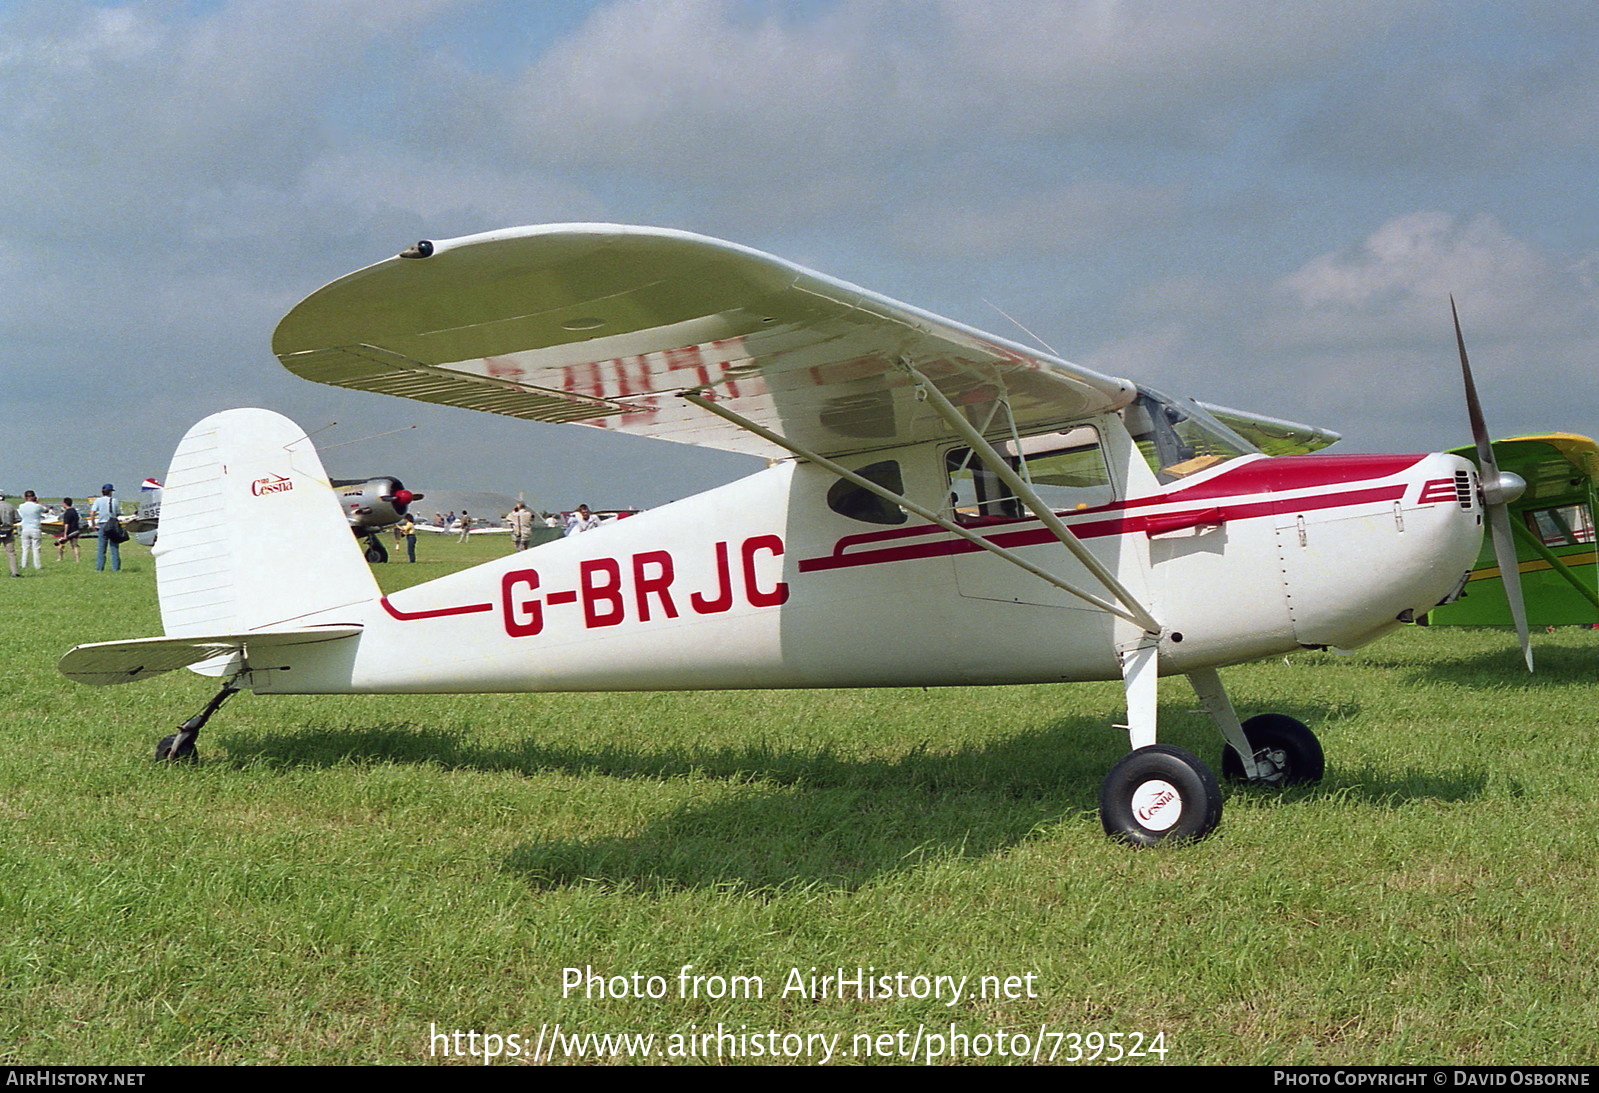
{"left": 61, "top": 225, "right": 1498, "bottom": 846}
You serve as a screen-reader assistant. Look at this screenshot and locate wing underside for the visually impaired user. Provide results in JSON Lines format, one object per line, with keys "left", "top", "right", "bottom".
{"left": 273, "top": 224, "right": 1139, "bottom": 460}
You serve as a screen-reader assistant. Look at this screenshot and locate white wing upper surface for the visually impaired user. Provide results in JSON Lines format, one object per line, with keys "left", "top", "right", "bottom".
{"left": 272, "top": 224, "right": 1139, "bottom": 460}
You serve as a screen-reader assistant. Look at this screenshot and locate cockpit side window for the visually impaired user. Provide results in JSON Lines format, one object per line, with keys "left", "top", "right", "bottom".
{"left": 827, "top": 461, "right": 909, "bottom": 525}
{"left": 946, "top": 426, "right": 1114, "bottom": 523}
{"left": 1526, "top": 503, "right": 1595, "bottom": 546}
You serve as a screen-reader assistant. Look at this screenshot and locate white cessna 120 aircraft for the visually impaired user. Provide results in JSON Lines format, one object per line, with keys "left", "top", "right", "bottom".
{"left": 59, "top": 225, "right": 1529, "bottom": 846}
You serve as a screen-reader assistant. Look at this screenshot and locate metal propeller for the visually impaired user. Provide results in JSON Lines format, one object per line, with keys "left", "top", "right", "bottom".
{"left": 1452, "top": 296, "right": 1532, "bottom": 671}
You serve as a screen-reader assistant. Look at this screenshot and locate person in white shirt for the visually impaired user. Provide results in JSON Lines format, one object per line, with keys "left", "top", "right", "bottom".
{"left": 16, "top": 490, "right": 44, "bottom": 571}
{"left": 564, "top": 504, "right": 603, "bottom": 536}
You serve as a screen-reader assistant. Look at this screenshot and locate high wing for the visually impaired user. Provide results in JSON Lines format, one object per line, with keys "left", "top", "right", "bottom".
{"left": 272, "top": 224, "right": 1141, "bottom": 460}
{"left": 1198, "top": 401, "right": 1340, "bottom": 456}
{"left": 1427, "top": 433, "right": 1599, "bottom": 626}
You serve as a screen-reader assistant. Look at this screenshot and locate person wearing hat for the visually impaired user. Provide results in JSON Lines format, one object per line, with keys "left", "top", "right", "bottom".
{"left": 0, "top": 492, "right": 18, "bottom": 577}
{"left": 91, "top": 484, "right": 121, "bottom": 572}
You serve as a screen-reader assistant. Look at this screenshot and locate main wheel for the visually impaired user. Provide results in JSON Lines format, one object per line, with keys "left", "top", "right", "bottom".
{"left": 1221, "top": 714, "right": 1323, "bottom": 785}
{"left": 363, "top": 536, "right": 388, "bottom": 564}
{"left": 155, "top": 732, "right": 199, "bottom": 763}
{"left": 1099, "top": 745, "right": 1223, "bottom": 847}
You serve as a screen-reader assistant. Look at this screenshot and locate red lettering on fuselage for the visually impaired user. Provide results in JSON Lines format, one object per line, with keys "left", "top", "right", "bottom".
{"left": 502, "top": 569, "right": 543, "bottom": 637}
{"left": 633, "top": 550, "right": 679, "bottom": 621}
{"left": 500, "top": 536, "right": 788, "bottom": 638}
{"left": 580, "top": 558, "right": 625, "bottom": 628}
{"left": 690, "top": 541, "right": 734, "bottom": 614}
{"left": 742, "top": 534, "right": 789, "bottom": 607}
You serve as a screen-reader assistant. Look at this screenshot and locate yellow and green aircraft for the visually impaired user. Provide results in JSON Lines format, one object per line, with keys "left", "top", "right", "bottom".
{"left": 1424, "top": 433, "right": 1598, "bottom": 627}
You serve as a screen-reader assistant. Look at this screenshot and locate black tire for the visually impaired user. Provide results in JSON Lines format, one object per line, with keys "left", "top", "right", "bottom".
{"left": 1221, "top": 714, "right": 1324, "bottom": 785}
{"left": 155, "top": 733, "right": 198, "bottom": 763}
{"left": 1099, "top": 745, "right": 1222, "bottom": 847}
{"left": 364, "top": 536, "right": 388, "bottom": 564}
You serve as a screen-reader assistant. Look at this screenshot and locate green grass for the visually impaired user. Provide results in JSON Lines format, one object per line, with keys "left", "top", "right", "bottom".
{"left": 3, "top": 536, "right": 1597, "bottom": 1064}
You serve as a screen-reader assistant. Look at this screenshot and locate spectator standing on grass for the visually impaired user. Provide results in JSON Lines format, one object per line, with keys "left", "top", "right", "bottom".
{"left": 56, "top": 498, "right": 81, "bottom": 562}
{"left": 17, "top": 491, "right": 43, "bottom": 571}
{"left": 0, "top": 492, "right": 18, "bottom": 577}
{"left": 456, "top": 511, "right": 472, "bottom": 544}
{"left": 508, "top": 502, "right": 534, "bottom": 551}
{"left": 396, "top": 513, "right": 417, "bottom": 563}
{"left": 91, "top": 484, "right": 121, "bottom": 572}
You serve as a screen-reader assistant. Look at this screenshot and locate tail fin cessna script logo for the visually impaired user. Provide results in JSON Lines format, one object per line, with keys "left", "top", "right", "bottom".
{"left": 250, "top": 474, "right": 294, "bottom": 497}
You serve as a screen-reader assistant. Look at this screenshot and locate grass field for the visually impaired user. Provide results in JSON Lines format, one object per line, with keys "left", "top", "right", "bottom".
{"left": 3, "top": 534, "right": 1597, "bottom": 1065}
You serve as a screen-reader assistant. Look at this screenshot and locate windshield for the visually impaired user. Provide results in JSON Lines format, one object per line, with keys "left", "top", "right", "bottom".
{"left": 1122, "top": 386, "right": 1258, "bottom": 483}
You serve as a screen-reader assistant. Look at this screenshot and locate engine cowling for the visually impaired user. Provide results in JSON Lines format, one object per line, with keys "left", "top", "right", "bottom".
{"left": 333, "top": 477, "right": 424, "bottom": 531}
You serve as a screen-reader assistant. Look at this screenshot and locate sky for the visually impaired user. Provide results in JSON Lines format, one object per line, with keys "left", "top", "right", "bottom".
{"left": 3, "top": 0, "right": 1595, "bottom": 510}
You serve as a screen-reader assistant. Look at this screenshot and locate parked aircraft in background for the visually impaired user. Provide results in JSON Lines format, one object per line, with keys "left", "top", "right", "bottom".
{"left": 334, "top": 477, "right": 423, "bottom": 562}
{"left": 1422, "top": 434, "right": 1598, "bottom": 628}
{"left": 132, "top": 478, "right": 162, "bottom": 547}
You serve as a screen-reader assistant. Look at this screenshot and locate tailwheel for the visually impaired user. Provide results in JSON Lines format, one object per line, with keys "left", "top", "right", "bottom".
{"left": 1099, "top": 745, "right": 1223, "bottom": 847}
{"left": 153, "top": 682, "right": 239, "bottom": 764}
{"left": 1221, "top": 714, "right": 1324, "bottom": 785}
{"left": 155, "top": 732, "right": 199, "bottom": 763}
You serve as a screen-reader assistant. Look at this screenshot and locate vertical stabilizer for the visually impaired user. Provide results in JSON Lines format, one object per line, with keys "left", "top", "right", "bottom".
{"left": 156, "top": 408, "right": 379, "bottom": 636}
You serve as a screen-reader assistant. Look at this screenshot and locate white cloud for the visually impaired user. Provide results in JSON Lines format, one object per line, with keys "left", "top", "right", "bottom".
{"left": 887, "top": 179, "right": 1183, "bottom": 258}
{"left": 495, "top": 0, "right": 1422, "bottom": 183}
{"left": 1273, "top": 212, "right": 1594, "bottom": 348}
{"left": 295, "top": 146, "right": 608, "bottom": 233}
{"left": 1, "top": 1, "right": 1595, "bottom": 495}
{"left": 1283, "top": 212, "right": 1546, "bottom": 311}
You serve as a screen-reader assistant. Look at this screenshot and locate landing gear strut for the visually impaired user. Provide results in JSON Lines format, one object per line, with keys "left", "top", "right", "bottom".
{"left": 1187, "top": 665, "right": 1324, "bottom": 787}
{"left": 155, "top": 682, "right": 240, "bottom": 763}
{"left": 1100, "top": 640, "right": 1226, "bottom": 846}
{"left": 1097, "top": 664, "right": 1327, "bottom": 846}
{"left": 1220, "top": 714, "right": 1324, "bottom": 785}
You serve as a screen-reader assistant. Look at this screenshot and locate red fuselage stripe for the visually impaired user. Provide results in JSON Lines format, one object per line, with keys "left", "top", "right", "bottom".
{"left": 814, "top": 454, "right": 1429, "bottom": 554}
{"left": 380, "top": 595, "right": 494, "bottom": 621}
{"left": 797, "top": 484, "right": 1407, "bottom": 573}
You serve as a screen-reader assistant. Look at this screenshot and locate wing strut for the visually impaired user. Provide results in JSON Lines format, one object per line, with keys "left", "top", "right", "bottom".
{"left": 897, "top": 361, "right": 1162, "bottom": 635}
{"left": 1508, "top": 520, "right": 1599, "bottom": 611}
{"left": 678, "top": 392, "right": 1159, "bottom": 631}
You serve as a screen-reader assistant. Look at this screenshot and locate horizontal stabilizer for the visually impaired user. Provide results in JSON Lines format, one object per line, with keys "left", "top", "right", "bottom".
{"left": 58, "top": 626, "right": 362, "bottom": 687}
